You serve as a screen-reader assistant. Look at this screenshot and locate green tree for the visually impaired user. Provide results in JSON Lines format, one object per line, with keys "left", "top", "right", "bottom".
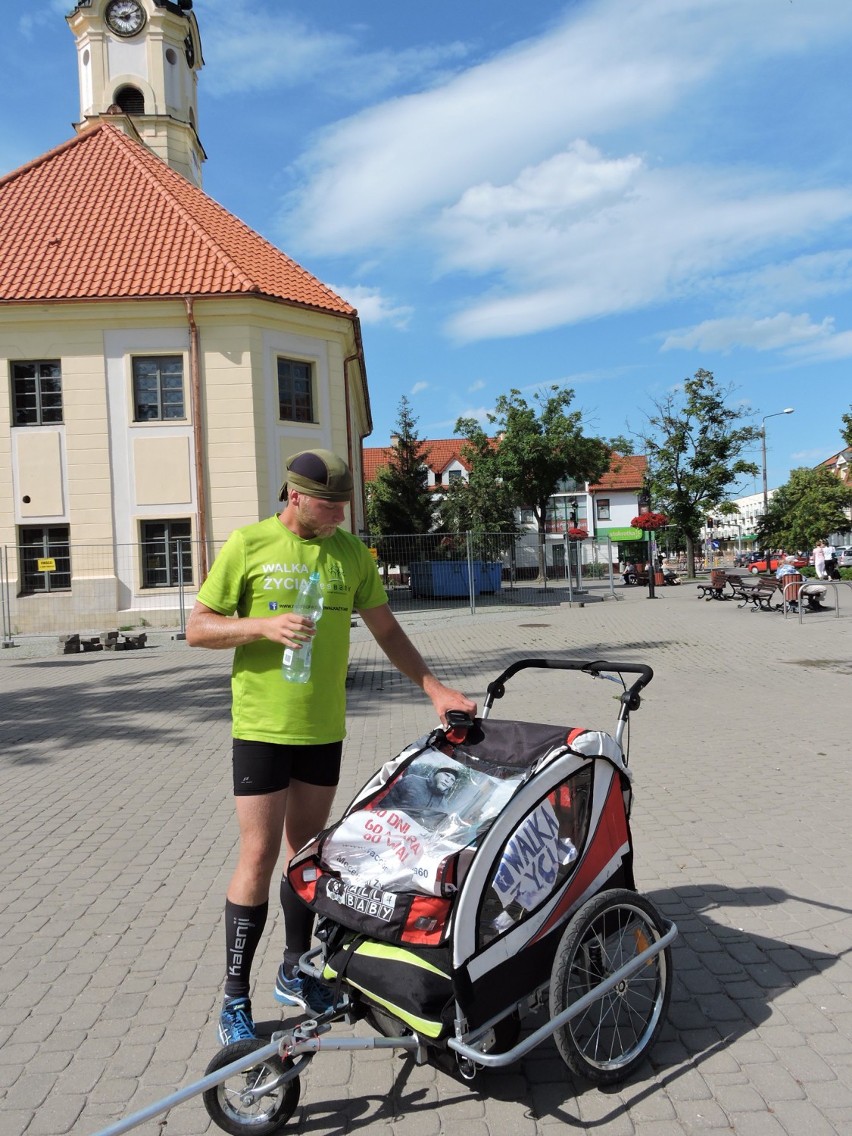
{"left": 841, "top": 405, "right": 852, "bottom": 450}
{"left": 457, "top": 387, "right": 612, "bottom": 579}
{"left": 366, "top": 397, "right": 435, "bottom": 573}
{"left": 639, "top": 370, "right": 761, "bottom": 574}
{"left": 757, "top": 466, "right": 852, "bottom": 552}
{"left": 436, "top": 427, "right": 518, "bottom": 558}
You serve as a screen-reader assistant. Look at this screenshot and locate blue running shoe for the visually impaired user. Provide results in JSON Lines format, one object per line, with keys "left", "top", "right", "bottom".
{"left": 218, "top": 996, "right": 256, "bottom": 1045}
{"left": 274, "top": 963, "right": 336, "bottom": 1015}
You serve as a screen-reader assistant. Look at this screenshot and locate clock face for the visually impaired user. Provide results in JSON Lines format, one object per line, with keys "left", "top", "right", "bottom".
{"left": 105, "top": 0, "right": 146, "bottom": 38}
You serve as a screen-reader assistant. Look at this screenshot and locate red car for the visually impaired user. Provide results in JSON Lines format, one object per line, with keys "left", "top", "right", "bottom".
{"left": 747, "top": 554, "right": 808, "bottom": 574}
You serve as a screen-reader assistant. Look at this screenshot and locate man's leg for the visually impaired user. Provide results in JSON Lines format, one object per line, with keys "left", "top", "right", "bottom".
{"left": 280, "top": 780, "right": 337, "bottom": 967}
{"left": 217, "top": 788, "right": 288, "bottom": 1044}
{"left": 275, "top": 780, "right": 337, "bottom": 1012}
{"left": 224, "top": 788, "right": 288, "bottom": 993}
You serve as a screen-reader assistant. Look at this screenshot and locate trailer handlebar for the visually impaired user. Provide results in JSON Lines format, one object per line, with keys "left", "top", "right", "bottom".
{"left": 482, "top": 658, "right": 653, "bottom": 718}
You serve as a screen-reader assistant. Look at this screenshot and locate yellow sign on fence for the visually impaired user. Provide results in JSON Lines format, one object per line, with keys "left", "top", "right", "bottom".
{"left": 37, "top": 558, "right": 56, "bottom": 572}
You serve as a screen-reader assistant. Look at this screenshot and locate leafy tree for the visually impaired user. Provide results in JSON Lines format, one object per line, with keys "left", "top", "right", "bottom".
{"left": 436, "top": 428, "right": 518, "bottom": 559}
{"left": 456, "top": 387, "right": 612, "bottom": 579}
{"left": 841, "top": 405, "right": 852, "bottom": 450}
{"left": 366, "top": 396, "right": 435, "bottom": 572}
{"left": 757, "top": 466, "right": 852, "bottom": 552}
{"left": 639, "top": 370, "right": 761, "bottom": 574}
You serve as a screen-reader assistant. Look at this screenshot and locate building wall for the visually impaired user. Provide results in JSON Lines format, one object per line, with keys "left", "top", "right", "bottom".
{"left": 0, "top": 296, "right": 368, "bottom": 631}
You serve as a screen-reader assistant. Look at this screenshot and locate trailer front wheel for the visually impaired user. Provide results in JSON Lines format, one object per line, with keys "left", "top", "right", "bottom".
{"left": 549, "top": 889, "right": 672, "bottom": 1084}
{"left": 203, "top": 1039, "right": 300, "bottom": 1135}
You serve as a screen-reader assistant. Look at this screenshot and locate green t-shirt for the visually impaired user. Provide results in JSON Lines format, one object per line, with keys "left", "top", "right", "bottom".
{"left": 197, "top": 515, "right": 387, "bottom": 744}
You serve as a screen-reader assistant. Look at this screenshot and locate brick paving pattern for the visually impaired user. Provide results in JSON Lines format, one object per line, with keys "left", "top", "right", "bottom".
{"left": 1, "top": 582, "right": 850, "bottom": 1135}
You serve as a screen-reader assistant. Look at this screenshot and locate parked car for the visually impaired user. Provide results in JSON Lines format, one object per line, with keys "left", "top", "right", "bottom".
{"left": 747, "top": 554, "right": 808, "bottom": 574}
{"left": 838, "top": 547, "right": 852, "bottom": 567}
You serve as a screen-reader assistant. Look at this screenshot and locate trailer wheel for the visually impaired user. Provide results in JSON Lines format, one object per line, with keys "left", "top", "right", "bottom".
{"left": 549, "top": 889, "right": 672, "bottom": 1084}
{"left": 203, "top": 1039, "right": 300, "bottom": 1136}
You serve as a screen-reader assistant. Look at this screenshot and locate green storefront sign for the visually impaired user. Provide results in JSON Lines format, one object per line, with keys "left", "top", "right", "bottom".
{"left": 605, "top": 527, "right": 645, "bottom": 541}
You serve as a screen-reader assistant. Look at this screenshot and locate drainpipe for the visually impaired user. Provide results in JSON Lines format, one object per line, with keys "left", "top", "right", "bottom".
{"left": 184, "top": 297, "right": 208, "bottom": 579}
{"left": 343, "top": 352, "right": 357, "bottom": 532}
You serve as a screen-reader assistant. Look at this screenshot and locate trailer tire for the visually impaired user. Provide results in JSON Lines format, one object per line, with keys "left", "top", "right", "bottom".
{"left": 203, "top": 1039, "right": 300, "bottom": 1135}
{"left": 549, "top": 889, "right": 672, "bottom": 1084}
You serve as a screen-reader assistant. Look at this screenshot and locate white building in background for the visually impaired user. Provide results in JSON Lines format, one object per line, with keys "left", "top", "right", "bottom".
{"left": 701, "top": 491, "right": 771, "bottom": 552}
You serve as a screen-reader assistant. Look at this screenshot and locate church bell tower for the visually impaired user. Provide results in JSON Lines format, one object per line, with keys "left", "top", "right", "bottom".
{"left": 66, "top": 0, "right": 206, "bottom": 187}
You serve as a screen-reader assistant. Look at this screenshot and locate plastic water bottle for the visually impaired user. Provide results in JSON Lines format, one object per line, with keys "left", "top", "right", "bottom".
{"left": 281, "top": 571, "right": 324, "bottom": 684}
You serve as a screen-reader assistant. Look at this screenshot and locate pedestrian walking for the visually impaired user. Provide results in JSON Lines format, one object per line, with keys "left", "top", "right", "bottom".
{"left": 813, "top": 540, "right": 828, "bottom": 580}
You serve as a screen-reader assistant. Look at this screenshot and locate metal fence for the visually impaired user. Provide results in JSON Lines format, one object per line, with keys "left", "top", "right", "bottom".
{"left": 0, "top": 539, "right": 206, "bottom": 645}
{"left": 0, "top": 530, "right": 621, "bottom": 645}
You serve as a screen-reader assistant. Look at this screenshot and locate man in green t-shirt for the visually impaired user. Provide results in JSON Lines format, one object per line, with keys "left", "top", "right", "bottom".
{"left": 187, "top": 448, "right": 477, "bottom": 1045}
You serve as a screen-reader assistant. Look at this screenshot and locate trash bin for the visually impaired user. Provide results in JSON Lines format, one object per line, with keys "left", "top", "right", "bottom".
{"left": 782, "top": 571, "right": 803, "bottom": 605}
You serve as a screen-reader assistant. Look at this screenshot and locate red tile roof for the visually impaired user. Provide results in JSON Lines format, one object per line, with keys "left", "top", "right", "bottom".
{"left": 0, "top": 123, "right": 354, "bottom": 313}
{"left": 589, "top": 454, "right": 647, "bottom": 492}
{"left": 364, "top": 442, "right": 645, "bottom": 491}
{"left": 363, "top": 439, "right": 472, "bottom": 482}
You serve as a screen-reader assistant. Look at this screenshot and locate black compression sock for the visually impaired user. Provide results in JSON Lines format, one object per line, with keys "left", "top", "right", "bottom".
{"left": 280, "top": 875, "right": 315, "bottom": 968}
{"left": 223, "top": 899, "right": 268, "bottom": 1000}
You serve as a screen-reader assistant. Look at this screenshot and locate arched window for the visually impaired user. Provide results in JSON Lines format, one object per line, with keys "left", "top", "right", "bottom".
{"left": 114, "top": 85, "right": 145, "bottom": 115}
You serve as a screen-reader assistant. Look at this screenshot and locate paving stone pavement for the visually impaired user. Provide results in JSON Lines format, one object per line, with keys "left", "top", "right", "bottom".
{"left": 1, "top": 581, "right": 851, "bottom": 1136}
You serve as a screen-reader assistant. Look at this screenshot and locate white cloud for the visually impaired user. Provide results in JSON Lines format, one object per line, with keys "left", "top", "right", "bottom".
{"left": 467, "top": 380, "right": 486, "bottom": 392}
{"left": 791, "top": 448, "right": 834, "bottom": 464}
{"left": 200, "top": 0, "right": 467, "bottom": 98}
{"left": 410, "top": 382, "right": 429, "bottom": 395}
{"left": 441, "top": 162, "right": 852, "bottom": 340}
{"left": 327, "top": 284, "right": 412, "bottom": 328}
{"left": 661, "top": 313, "right": 835, "bottom": 353}
{"left": 279, "top": 0, "right": 852, "bottom": 256}
{"left": 786, "top": 329, "right": 852, "bottom": 362}
{"left": 719, "top": 251, "right": 852, "bottom": 308}
{"left": 17, "top": 0, "right": 66, "bottom": 37}
{"left": 661, "top": 311, "right": 852, "bottom": 362}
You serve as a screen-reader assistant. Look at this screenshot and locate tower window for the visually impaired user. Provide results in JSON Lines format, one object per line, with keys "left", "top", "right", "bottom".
{"left": 19, "top": 526, "right": 71, "bottom": 594}
{"left": 11, "top": 361, "right": 63, "bottom": 426}
{"left": 277, "top": 359, "right": 315, "bottom": 423}
{"left": 114, "top": 85, "right": 145, "bottom": 115}
{"left": 133, "top": 356, "right": 185, "bottom": 421}
{"left": 140, "top": 520, "right": 193, "bottom": 589}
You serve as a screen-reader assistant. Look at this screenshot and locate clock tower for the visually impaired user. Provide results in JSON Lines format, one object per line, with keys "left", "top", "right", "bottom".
{"left": 67, "top": 0, "right": 206, "bottom": 187}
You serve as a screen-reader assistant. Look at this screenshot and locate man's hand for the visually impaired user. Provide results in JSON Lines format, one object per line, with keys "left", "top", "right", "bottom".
{"left": 423, "top": 677, "right": 477, "bottom": 724}
{"left": 259, "top": 612, "right": 316, "bottom": 648}
{"left": 187, "top": 601, "right": 315, "bottom": 650}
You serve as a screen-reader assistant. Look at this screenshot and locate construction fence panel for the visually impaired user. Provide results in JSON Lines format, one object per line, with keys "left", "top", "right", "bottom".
{"left": 0, "top": 531, "right": 619, "bottom": 644}
{"left": 1, "top": 539, "right": 211, "bottom": 645}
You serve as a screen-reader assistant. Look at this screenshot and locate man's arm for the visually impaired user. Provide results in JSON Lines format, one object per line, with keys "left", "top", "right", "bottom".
{"left": 357, "top": 603, "right": 477, "bottom": 722}
{"left": 186, "top": 601, "right": 315, "bottom": 650}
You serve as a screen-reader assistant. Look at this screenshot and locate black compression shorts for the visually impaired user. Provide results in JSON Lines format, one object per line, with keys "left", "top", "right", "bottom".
{"left": 232, "top": 739, "right": 343, "bottom": 795}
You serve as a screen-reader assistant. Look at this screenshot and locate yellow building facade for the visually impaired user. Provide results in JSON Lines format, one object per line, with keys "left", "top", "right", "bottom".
{"left": 0, "top": 1, "right": 371, "bottom": 637}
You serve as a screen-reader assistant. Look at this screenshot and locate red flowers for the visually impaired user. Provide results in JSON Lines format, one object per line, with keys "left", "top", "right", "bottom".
{"left": 567, "top": 527, "right": 589, "bottom": 540}
{"left": 631, "top": 512, "right": 668, "bottom": 531}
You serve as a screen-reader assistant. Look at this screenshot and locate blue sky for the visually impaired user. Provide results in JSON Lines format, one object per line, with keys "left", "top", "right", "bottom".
{"left": 3, "top": 0, "right": 851, "bottom": 495}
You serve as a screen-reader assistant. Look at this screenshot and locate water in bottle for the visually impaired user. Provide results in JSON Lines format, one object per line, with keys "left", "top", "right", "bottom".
{"left": 281, "top": 571, "right": 323, "bottom": 684}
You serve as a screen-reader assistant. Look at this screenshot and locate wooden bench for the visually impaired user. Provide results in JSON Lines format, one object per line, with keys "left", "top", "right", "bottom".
{"left": 696, "top": 569, "right": 730, "bottom": 600}
{"left": 743, "top": 575, "right": 783, "bottom": 611}
{"left": 741, "top": 573, "right": 828, "bottom": 613}
{"left": 725, "top": 573, "right": 760, "bottom": 605}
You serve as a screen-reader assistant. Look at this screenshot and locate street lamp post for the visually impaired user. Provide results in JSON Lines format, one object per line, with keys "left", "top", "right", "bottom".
{"left": 761, "top": 408, "right": 794, "bottom": 566}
